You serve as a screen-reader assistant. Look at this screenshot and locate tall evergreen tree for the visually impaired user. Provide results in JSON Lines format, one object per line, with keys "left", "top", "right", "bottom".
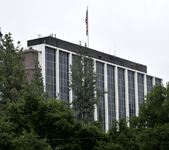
{"left": 0, "top": 32, "right": 28, "bottom": 110}
{"left": 99, "top": 105, "right": 102, "bottom": 125}
{"left": 70, "top": 44, "right": 105, "bottom": 124}
{"left": 31, "top": 57, "right": 44, "bottom": 97}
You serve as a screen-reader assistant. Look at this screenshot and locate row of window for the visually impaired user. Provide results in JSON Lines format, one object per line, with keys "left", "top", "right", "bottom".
{"left": 96, "top": 62, "right": 105, "bottom": 132}
{"left": 45, "top": 47, "right": 162, "bottom": 130}
{"left": 45, "top": 47, "right": 56, "bottom": 98}
{"left": 107, "top": 65, "right": 116, "bottom": 129}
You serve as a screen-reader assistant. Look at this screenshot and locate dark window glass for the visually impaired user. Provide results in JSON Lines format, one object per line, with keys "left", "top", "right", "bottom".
{"left": 147, "top": 76, "right": 152, "bottom": 93}
{"left": 96, "top": 61, "right": 105, "bottom": 132}
{"left": 107, "top": 65, "right": 116, "bottom": 129}
{"left": 138, "top": 73, "right": 144, "bottom": 111}
{"left": 118, "top": 68, "right": 126, "bottom": 118}
{"left": 155, "top": 78, "right": 161, "bottom": 86}
{"left": 59, "top": 51, "right": 69, "bottom": 102}
{"left": 128, "top": 71, "right": 135, "bottom": 117}
{"left": 45, "top": 47, "right": 56, "bottom": 98}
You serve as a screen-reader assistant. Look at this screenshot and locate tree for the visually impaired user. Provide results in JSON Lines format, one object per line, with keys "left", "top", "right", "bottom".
{"left": 31, "top": 57, "right": 44, "bottom": 98}
{"left": 128, "top": 84, "right": 169, "bottom": 149}
{"left": 99, "top": 105, "right": 102, "bottom": 125}
{"left": 75, "top": 124, "right": 107, "bottom": 150}
{"left": 138, "top": 84, "right": 168, "bottom": 128}
{"left": 108, "top": 117, "right": 139, "bottom": 150}
{"left": 0, "top": 111, "right": 51, "bottom": 150}
{"left": 94, "top": 140, "right": 123, "bottom": 150}
{"left": 69, "top": 44, "right": 105, "bottom": 124}
{"left": 0, "top": 32, "right": 28, "bottom": 111}
{"left": 6, "top": 88, "right": 78, "bottom": 149}
{"left": 0, "top": 111, "right": 16, "bottom": 149}
{"left": 136, "top": 123, "right": 169, "bottom": 150}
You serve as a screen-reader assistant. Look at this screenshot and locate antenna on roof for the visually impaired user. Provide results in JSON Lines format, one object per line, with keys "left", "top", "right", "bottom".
{"left": 38, "top": 34, "right": 41, "bottom": 38}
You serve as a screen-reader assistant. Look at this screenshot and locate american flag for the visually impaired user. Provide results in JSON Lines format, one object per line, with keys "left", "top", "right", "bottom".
{"left": 85, "top": 8, "right": 88, "bottom": 36}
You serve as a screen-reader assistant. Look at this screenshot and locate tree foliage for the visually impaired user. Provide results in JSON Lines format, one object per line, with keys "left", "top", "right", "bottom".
{"left": 136, "top": 123, "right": 169, "bottom": 150}
{"left": 0, "top": 32, "right": 28, "bottom": 111}
{"left": 109, "top": 117, "right": 138, "bottom": 150}
{"left": 69, "top": 44, "right": 105, "bottom": 124}
{"left": 6, "top": 88, "right": 78, "bottom": 149}
{"left": 31, "top": 57, "right": 44, "bottom": 98}
{"left": 137, "top": 84, "right": 169, "bottom": 129}
{"left": 1, "top": 31, "right": 169, "bottom": 149}
{"left": 0, "top": 111, "right": 51, "bottom": 150}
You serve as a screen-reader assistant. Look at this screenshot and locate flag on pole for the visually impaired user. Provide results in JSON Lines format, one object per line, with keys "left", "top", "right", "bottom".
{"left": 85, "top": 7, "right": 88, "bottom": 36}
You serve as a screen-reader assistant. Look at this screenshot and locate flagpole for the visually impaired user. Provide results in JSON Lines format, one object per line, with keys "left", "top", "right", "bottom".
{"left": 87, "top": 6, "right": 89, "bottom": 48}
{"left": 85, "top": 6, "right": 89, "bottom": 47}
{"left": 88, "top": 34, "right": 89, "bottom": 48}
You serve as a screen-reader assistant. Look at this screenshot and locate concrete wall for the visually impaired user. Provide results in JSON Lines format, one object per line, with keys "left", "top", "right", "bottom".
{"left": 23, "top": 48, "right": 38, "bottom": 82}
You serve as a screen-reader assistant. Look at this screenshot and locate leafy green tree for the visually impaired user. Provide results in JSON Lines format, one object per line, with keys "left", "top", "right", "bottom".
{"left": 70, "top": 44, "right": 105, "bottom": 124}
{"left": 94, "top": 140, "right": 123, "bottom": 150}
{"left": 3, "top": 83, "right": 109, "bottom": 149}
{"left": 138, "top": 84, "right": 168, "bottom": 128}
{"left": 11, "top": 129, "right": 52, "bottom": 150}
{"left": 108, "top": 117, "right": 138, "bottom": 150}
{"left": 128, "top": 84, "right": 169, "bottom": 149}
{"left": 136, "top": 123, "right": 169, "bottom": 150}
{"left": 91, "top": 120, "right": 103, "bottom": 131}
{"left": 6, "top": 88, "right": 78, "bottom": 149}
{"left": 0, "top": 32, "right": 28, "bottom": 111}
{"left": 75, "top": 123, "right": 107, "bottom": 150}
{"left": 31, "top": 57, "right": 44, "bottom": 98}
{"left": 0, "top": 111, "right": 51, "bottom": 150}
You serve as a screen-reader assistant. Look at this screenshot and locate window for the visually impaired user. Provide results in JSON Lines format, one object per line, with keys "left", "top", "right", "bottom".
{"left": 96, "top": 61, "right": 105, "bottom": 132}
{"left": 147, "top": 76, "right": 152, "bottom": 93}
{"left": 107, "top": 65, "right": 116, "bottom": 129}
{"left": 59, "top": 51, "right": 69, "bottom": 101}
{"left": 128, "top": 71, "right": 135, "bottom": 116}
{"left": 118, "top": 68, "right": 126, "bottom": 118}
{"left": 138, "top": 73, "right": 144, "bottom": 110}
{"left": 155, "top": 78, "right": 161, "bottom": 86}
{"left": 45, "top": 47, "right": 56, "bottom": 98}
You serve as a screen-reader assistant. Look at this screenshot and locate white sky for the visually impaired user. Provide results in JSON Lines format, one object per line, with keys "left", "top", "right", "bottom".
{"left": 1, "top": 0, "right": 169, "bottom": 84}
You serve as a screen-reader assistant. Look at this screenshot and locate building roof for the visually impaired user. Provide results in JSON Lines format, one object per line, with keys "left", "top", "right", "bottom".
{"left": 27, "top": 36, "right": 147, "bottom": 73}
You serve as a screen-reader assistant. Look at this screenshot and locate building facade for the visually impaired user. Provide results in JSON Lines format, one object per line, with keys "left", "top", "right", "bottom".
{"left": 24, "top": 36, "right": 162, "bottom": 132}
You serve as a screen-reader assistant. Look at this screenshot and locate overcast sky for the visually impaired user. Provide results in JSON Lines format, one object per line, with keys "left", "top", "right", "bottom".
{"left": 1, "top": 0, "right": 169, "bottom": 84}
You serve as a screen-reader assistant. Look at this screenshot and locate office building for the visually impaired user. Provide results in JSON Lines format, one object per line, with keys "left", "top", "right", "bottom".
{"left": 23, "top": 36, "right": 162, "bottom": 132}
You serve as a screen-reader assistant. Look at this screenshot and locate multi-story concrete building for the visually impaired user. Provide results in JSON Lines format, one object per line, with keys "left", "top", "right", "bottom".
{"left": 23, "top": 36, "right": 162, "bottom": 132}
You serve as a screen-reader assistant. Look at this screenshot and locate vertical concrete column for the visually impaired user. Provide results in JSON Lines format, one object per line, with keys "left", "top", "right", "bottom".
{"left": 135, "top": 72, "right": 139, "bottom": 117}
{"left": 69, "top": 52, "right": 73, "bottom": 107}
{"left": 56, "top": 49, "right": 59, "bottom": 98}
{"left": 153, "top": 77, "right": 155, "bottom": 86}
{"left": 125, "top": 69, "right": 129, "bottom": 123}
{"left": 94, "top": 59, "right": 97, "bottom": 121}
{"left": 104, "top": 63, "right": 108, "bottom": 133}
{"left": 115, "top": 66, "right": 119, "bottom": 121}
{"left": 144, "top": 74, "right": 147, "bottom": 100}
